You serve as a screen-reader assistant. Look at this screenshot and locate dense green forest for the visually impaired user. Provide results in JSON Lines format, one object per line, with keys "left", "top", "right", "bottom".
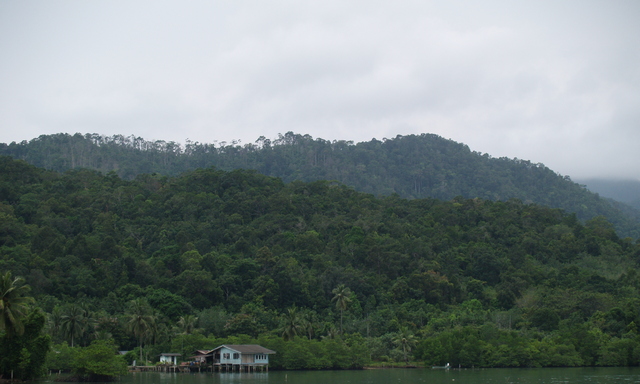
{"left": 2, "top": 132, "right": 639, "bottom": 239}
{"left": 2, "top": 155, "right": 640, "bottom": 376}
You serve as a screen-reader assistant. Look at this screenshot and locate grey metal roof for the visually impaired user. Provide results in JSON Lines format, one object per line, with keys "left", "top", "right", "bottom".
{"left": 214, "top": 344, "right": 276, "bottom": 354}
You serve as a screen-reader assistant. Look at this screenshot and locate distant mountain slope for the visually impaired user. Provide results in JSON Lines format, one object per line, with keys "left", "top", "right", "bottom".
{"left": 578, "top": 178, "right": 640, "bottom": 210}
{"left": 1, "top": 132, "right": 639, "bottom": 238}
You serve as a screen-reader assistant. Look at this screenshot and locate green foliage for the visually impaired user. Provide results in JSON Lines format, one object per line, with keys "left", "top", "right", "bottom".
{"left": 392, "top": 327, "right": 417, "bottom": 362}
{"left": 73, "top": 340, "right": 128, "bottom": 380}
{"left": 415, "top": 324, "right": 584, "bottom": 368}
{"left": 60, "top": 304, "right": 88, "bottom": 348}
{"left": 332, "top": 285, "right": 352, "bottom": 334}
{"left": 0, "top": 155, "right": 639, "bottom": 368}
{"left": 0, "top": 271, "right": 34, "bottom": 335}
{"left": 125, "top": 298, "right": 156, "bottom": 364}
{"left": 46, "top": 342, "right": 77, "bottom": 371}
{"left": 258, "top": 334, "right": 370, "bottom": 370}
{"left": 0, "top": 309, "right": 51, "bottom": 380}
{"left": 198, "top": 306, "right": 230, "bottom": 337}
{"left": 2, "top": 132, "right": 639, "bottom": 238}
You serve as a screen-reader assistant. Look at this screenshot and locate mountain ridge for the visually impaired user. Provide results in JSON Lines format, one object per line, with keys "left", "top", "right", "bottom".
{"left": 1, "top": 131, "right": 639, "bottom": 239}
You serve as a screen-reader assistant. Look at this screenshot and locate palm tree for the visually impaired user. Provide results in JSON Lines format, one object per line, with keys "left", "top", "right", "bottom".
{"left": 322, "top": 324, "right": 339, "bottom": 340}
{"left": 152, "top": 321, "right": 171, "bottom": 348}
{"left": 145, "top": 315, "right": 161, "bottom": 363}
{"left": 331, "top": 284, "right": 352, "bottom": 334}
{"left": 47, "top": 306, "right": 64, "bottom": 341}
{"left": 177, "top": 315, "right": 199, "bottom": 335}
{"left": 60, "top": 304, "right": 86, "bottom": 347}
{"left": 80, "top": 306, "right": 96, "bottom": 346}
{"left": 0, "top": 271, "right": 34, "bottom": 336}
{"left": 93, "top": 329, "right": 114, "bottom": 341}
{"left": 125, "top": 299, "right": 155, "bottom": 364}
{"left": 300, "top": 310, "right": 317, "bottom": 340}
{"left": 392, "top": 327, "right": 417, "bottom": 363}
{"left": 281, "top": 306, "right": 303, "bottom": 341}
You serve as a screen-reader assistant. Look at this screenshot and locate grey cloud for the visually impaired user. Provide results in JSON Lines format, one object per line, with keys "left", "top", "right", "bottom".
{"left": 0, "top": 0, "right": 639, "bottom": 180}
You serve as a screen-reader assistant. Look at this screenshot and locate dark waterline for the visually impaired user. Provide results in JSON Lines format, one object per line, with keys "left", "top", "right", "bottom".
{"left": 41, "top": 367, "right": 640, "bottom": 384}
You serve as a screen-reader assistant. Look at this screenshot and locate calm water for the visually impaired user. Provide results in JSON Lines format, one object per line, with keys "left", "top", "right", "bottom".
{"left": 43, "top": 368, "right": 640, "bottom": 384}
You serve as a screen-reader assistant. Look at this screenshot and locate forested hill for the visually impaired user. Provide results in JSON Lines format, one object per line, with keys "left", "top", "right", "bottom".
{"left": 2, "top": 156, "right": 640, "bottom": 368}
{"left": 1, "top": 132, "right": 639, "bottom": 238}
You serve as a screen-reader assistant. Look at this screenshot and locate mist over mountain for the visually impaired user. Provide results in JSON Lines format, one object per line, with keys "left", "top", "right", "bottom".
{"left": 578, "top": 179, "right": 640, "bottom": 211}
{"left": 1, "top": 132, "right": 639, "bottom": 239}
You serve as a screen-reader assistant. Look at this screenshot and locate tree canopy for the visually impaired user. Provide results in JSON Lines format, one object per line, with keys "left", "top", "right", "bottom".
{"left": 2, "top": 132, "right": 638, "bottom": 238}
{"left": 0, "top": 155, "right": 639, "bottom": 369}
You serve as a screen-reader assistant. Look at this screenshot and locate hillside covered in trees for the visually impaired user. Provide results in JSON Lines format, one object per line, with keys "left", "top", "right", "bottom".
{"left": 2, "top": 132, "right": 639, "bottom": 239}
{"left": 2, "top": 155, "right": 640, "bottom": 370}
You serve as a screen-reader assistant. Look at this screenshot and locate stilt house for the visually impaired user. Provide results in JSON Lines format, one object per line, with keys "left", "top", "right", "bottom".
{"left": 211, "top": 344, "right": 275, "bottom": 366}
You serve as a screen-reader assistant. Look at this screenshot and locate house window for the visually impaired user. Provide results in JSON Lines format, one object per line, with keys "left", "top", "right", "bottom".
{"left": 223, "top": 353, "right": 230, "bottom": 359}
{"left": 233, "top": 353, "right": 239, "bottom": 359}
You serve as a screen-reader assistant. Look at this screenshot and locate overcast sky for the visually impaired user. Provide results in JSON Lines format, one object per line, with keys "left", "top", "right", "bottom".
{"left": 1, "top": 1, "right": 639, "bottom": 180}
